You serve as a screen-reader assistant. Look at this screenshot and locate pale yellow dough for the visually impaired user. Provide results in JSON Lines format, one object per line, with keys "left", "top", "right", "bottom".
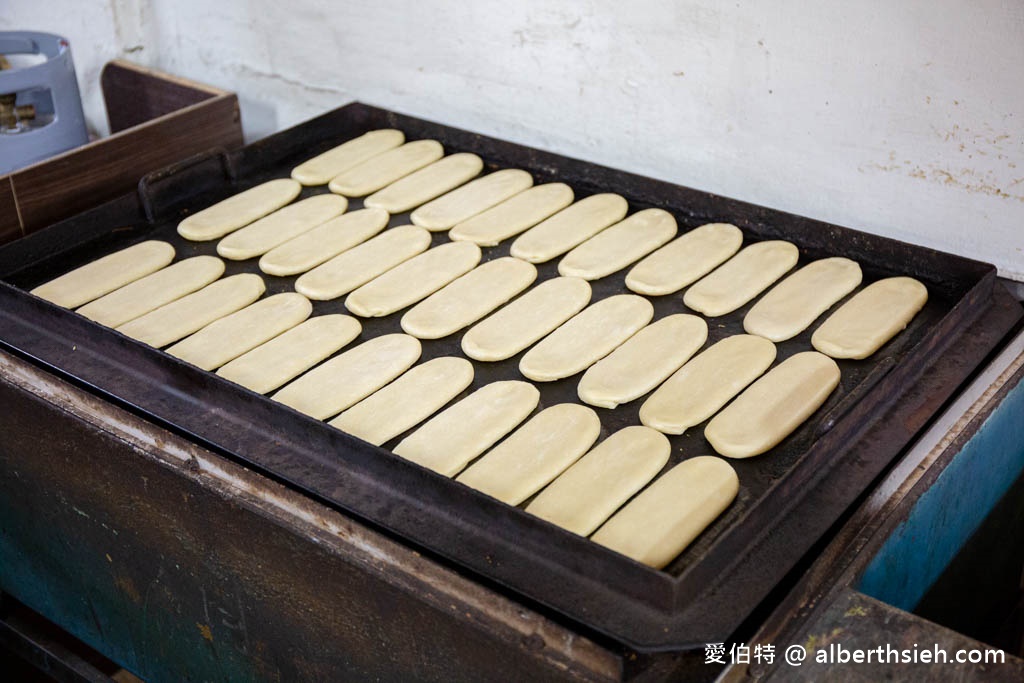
{"left": 455, "top": 404, "right": 601, "bottom": 506}
{"left": 639, "top": 334, "right": 777, "bottom": 435}
{"left": 400, "top": 257, "right": 537, "bottom": 339}
{"left": 525, "top": 426, "right": 671, "bottom": 536}
{"left": 811, "top": 277, "right": 928, "bottom": 359}
{"left": 365, "top": 153, "right": 484, "bottom": 213}
{"left": 393, "top": 381, "right": 540, "bottom": 476}
{"left": 259, "top": 208, "right": 390, "bottom": 277}
{"left": 519, "top": 294, "right": 653, "bottom": 382}
{"left": 449, "top": 183, "right": 574, "bottom": 246}
{"left": 625, "top": 223, "right": 743, "bottom": 296}
{"left": 705, "top": 351, "right": 841, "bottom": 458}
{"left": 32, "top": 240, "right": 176, "bottom": 309}
{"left": 683, "top": 240, "right": 799, "bottom": 317}
{"left": 577, "top": 314, "right": 708, "bottom": 409}
{"left": 178, "top": 179, "right": 302, "bottom": 241}
{"left": 273, "top": 334, "right": 421, "bottom": 420}
{"left": 291, "top": 129, "right": 405, "bottom": 186}
{"left": 216, "top": 315, "right": 362, "bottom": 394}
{"left": 328, "top": 140, "right": 444, "bottom": 197}
{"left": 591, "top": 456, "right": 738, "bottom": 569}
{"left": 410, "top": 169, "right": 534, "bottom": 231}
{"left": 510, "top": 194, "right": 629, "bottom": 263}
{"left": 330, "top": 357, "right": 475, "bottom": 446}
{"left": 558, "top": 208, "right": 677, "bottom": 280}
{"left": 216, "top": 194, "right": 348, "bottom": 261}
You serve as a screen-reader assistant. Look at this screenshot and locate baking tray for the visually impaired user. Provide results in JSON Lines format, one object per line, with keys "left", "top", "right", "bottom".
{"left": 0, "top": 103, "right": 1017, "bottom": 652}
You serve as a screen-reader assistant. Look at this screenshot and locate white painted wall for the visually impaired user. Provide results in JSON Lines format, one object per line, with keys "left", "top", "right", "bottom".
{"left": 5, "top": 0, "right": 1023, "bottom": 278}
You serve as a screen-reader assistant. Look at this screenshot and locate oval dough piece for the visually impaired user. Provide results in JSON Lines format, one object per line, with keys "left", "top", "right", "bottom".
{"left": 216, "top": 314, "right": 362, "bottom": 394}
{"left": 519, "top": 294, "right": 654, "bottom": 382}
{"left": 345, "top": 241, "right": 482, "bottom": 317}
{"left": 32, "top": 240, "right": 176, "bottom": 309}
{"left": 259, "top": 207, "right": 390, "bottom": 277}
{"left": 558, "top": 208, "right": 677, "bottom": 280}
{"left": 400, "top": 257, "right": 538, "bottom": 339}
{"left": 178, "top": 179, "right": 301, "bottom": 241}
{"left": 294, "top": 225, "right": 432, "bottom": 301}
{"left": 328, "top": 140, "right": 444, "bottom": 197}
{"left": 811, "top": 277, "right": 928, "bottom": 359}
{"left": 684, "top": 241, "right": 800, "bottom": 317}
{"left": 393, "top": 381, "right": 541, "bottom": 477}
{"left": 365, "top": 153, "right": 483, "bottom": 213}
{"left": 510, "top": 194, "right": 629, "bottom": 263}
{"left": 461, "top": 277, "right": 592, "bottom": 362}
{"left": 455, "top": 404, "right": 601, "bottom": 506}
{"left": 526, "top": 426, "right": 671, "bottom": 537}
{"left": 291, "top": 129, "right": 405, "bottom": 186}
{"left": 76, "top": 255, "right": 224, "bottom": 327}
{"left": 410, "top": 169, "right": 534, "bottom": 231}
{"left": 639, "top": 334, "right": 777, "bottom": 435}
{"left": 330, "top": 357, "right": 474, "bottom": 446}
{"left": 117, "top": 273, "right": 265, "bottom": 348}
{"left": 578, "top": 314, "right": 708, "bottom": 409}
{"left": 744, "top": 257, "right": 863, "bottom": 342}
{"left": 216, "top": 194, "right": 348, "bottom": 261}
{"left": 273, "top": 334, "right": 421, "bottom": 420}
{"left": 705, "top": 351, "right": 840, "bottom": 458}
{"left": 449, "top": 183, "right": 574, "bottom": 246}
{"left": 626, "top": 223, "right": 744, "bottom": 296}
{"left": 591, "top": 456, "right": 738, "bottom": 569}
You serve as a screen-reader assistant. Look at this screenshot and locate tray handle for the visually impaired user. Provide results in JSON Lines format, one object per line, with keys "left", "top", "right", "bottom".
{"left": 137, "top": 148, "right": 237, "bottom": 223}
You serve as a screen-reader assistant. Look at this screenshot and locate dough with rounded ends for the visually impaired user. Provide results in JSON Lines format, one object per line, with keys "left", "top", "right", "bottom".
{"left": 639, "top": 334, "right": 777, "bottom": 435}
{"left": 578, "top": 314, "right": 708, "bottom": 409}
{"left": 294, "top": 225, "right": 432, "bottom": 301}
{"left": 365, "top": 153, "right": 483, "bottom": 213}
{"left": 591, "top": 456, "right": 738, "bottom": 569}
{"left": 683, "top": 241, "right": 799, "bottom": 317}
{"left": 216, "top": 194, "right": 348, "bottom": 261}
{"left": 328, "top": 140, "right": 444, "bottom": 197}
{"left": 705, "top": 351, "right": 841, "bottom": 458}
{"left": 216, "top": 314, "right": 362, "bottom": 394}
{"left": 32, "top": 240, "right": 176, "bottom": 309}
{"left": 558, "top": 208, "right": 677, "bottom": 280}
{"left": 346, "top": 241, "right": 482, "bottom": 317}
{"left": 811, "top": 277, "right": 928, "bottom": 359}
{"left": 510, "top": 194, "right": 629, "bottom": 263}
{"left": 411, "top": 169, "right": 534, "bottom": 231}
{"left": 273, "top": 334, "right": 421, "bottom": 420}
{"left": 526, "top": 426, "right": 671, "bottom": 536}
{"left": 455, "top": 404, "right": 601, "bottom": 505}
{"left": 118, "top": 273, "right": 265, "bottom": 348}
{"left": 330, "top": 357, "right": 474, "bottom": 446}
{"left": 259, "top": 208, "right": 389, "bottom": 277}
{"left": 449, "top": 183, "right": 574, "bottom": 246}
{"left": 401, "top": 257, "right": 537, "bottom": 339}
{"left": 393, "top": 381, "right": 540, "bottom": 477}
{"left": 626, "top": 223, "right": 743, "bottom": 296}
{"left": 291, "top": 129, "right": 405, "bottom": 186}
{"left": 519, "top": 294, "right": 653, "bottom": 382}
{"left": 178, "top": 179, "right": 302, "bottom": 241}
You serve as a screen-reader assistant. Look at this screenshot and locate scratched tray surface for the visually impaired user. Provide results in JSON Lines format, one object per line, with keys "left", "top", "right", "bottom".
{"left": 0, "top": 103, "right": 998, "bottom": 651}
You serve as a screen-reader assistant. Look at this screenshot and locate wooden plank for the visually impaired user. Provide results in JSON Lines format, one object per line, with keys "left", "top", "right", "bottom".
{"left": 0, "top": 178, "right": 23, "bottom": 246}
{"left": 101, "top": 60, "right": 227, "bottom": 133}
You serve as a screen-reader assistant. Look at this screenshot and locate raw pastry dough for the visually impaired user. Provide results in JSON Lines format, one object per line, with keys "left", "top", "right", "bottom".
{"left": 32, "top": 240, "right": 176, "bottom": 309}
{"left": 591, "top": 456, "right": 738, "bottom": 569}
{"left": 393, "top": 381, "right": 540, "bottom": 476}
{"left": 259, "top": 208, "right": 389, "bottom": 277}
{"left": 683, "top": 241, "right": 799, "bottom": 317}
{"left": 577, "top": 314, "right": 708, "bottom": 409}
{"left": 400, "top": 257, "right": 537, "bottom": 339}
{"left": 273, "top": 334, "right": 421, "bottom": 420}
{"left": 345, "top": 241, "right": 482, "bottom": 317}
{"left": 291, "top": 129, "right": 405, "bottom": 186}
{"left": 118, "top": 273, "right": 265, "bottom": 348}
{"left": 510, "top": 194, "right": 629, "bottom": 263}
{"left": 449, "top": 183, "right": 574, "bottom": 246}
{"left": 178, "top": 179, "right": 301, "bottom": 241}
{"left": 525, "top": 426, "right": 671, "bottom": 536}
{"left": 330, "top": 357, "right": 474, "bottom": 446}
{"left": 519, "top": 294, "right": 653, "bottom": 382}
{"left": 811, "top": 277, "right": 928, "bottom": 359}
{"left": 639, "top": 334, "right": 776, "bottom": 435}
{"left": 410, "top": 169, "right": 534, "bottom": 231}
{"left": 216, "top": 315, "right": 362, "bottom": 394}
{"left": 294, "top": 225, "right": 432, "bottom": 301}
{"left": 625, "top": 223, "right": 743, "bottom": 296}
{"left": 557, "top": 208, "right": 677, "bottom": 280}
{"left": 705, "top": 351, "right": 841, "bottom": 458}
{"left": 365, "top": 153, "right": 483, "bottom": 213}
{"left": 461, "top": 277, "right": 592, "bottom": 362}
{"left": 328, "top": 140, "right": 444, "bottom": 197}
{"left": 216, "top": 194, "right": 348, "bottom": 261}
{"left": 455, "top": 404, "right": 601, "bottom": 505}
